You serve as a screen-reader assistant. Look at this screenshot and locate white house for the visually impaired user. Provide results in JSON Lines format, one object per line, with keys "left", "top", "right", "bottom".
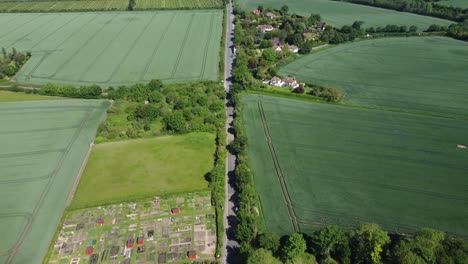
{"left": 269, "top": 77, "right": 284, "bottom": 87}
{"left": 288, "top": 45, "right": 299, "bottom": 53}
{"left": 257, "top": 24, "right": 274, "bottom": 33}
{"left": 273, "top": 44, "right": 283, "bottom": 52}
{"left": 283, "top": 77, "right": 299, "bottom": 88}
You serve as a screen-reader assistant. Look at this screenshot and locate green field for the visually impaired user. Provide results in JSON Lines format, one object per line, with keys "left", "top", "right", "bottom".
{"left": 238, "top": 0, "right": 452, "bottom": 29}
{"left": 0, "top": 10, "right": 222, "bottom": 86}
{"left": 0, "top": 0, "right": 223, "bottom": 12}
{"left": 0, "top": 0, "right": 127, "bottom": 12}
{"left": 0, "top": 99, "right": 109, "bottom": 264}
{"left": 242, "top": 94, "right": 468, "bottom": 236}
{"left": 281, "top": 37, "right": 468, "bottom": 118}
{"left": 437, "top": 0, "right": 468, "bottom": 8}
{"left": 0, "top": 90, "right": 59, "bottom": 101}
{"left": 135, "top": 0, "right": 224, "bottom": 10}
{"left": 71, "top": 132, "right": 216, "bottom": 208}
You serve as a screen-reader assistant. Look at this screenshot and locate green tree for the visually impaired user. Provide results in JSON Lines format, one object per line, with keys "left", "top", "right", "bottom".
{"left": 247, "top": 248, "right": 282, "bottom": 264}
{"left": 351, "top": 224, "right": 390, "bottom": 264}
{"left": 261, "top": 48, "right": 277, "bottom": 63}
{"left": 412, "top": 228, "right": 445, "bottom": 264}
{"left": 282, "top": 233, "right": 307, "bottom": 262}
{"left": 280, "top": 5, "right": 289, "bottom": 15}
{"left": 312, "top": 226, "right": 349, "bottom": 260}
{"left": 259, "top": 40, "right": 274, "bottom": 49}
{"left": 258, "top": 232, "right": 280, "bottom": 253}
{"left": 164, "top": 110, "right": 186, "bottom": 133}
{"left": 148, "top": 79, "right": 163, "bottom": 91}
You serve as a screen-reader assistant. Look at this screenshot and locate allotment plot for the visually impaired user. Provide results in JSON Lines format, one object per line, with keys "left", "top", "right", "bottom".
{"left": 0, "top": 10, "right": 222, "bottom": 86}
{"left": 242, "top": 94, "right": 468, "bottom": 236}
{"left": 238, "top": 0, "right": 452, "bottom": 29}
{"left": 0, "top": 99, "right": 109, "bottom": 264}
{"left": 281, "top": 37, "right": 468, "bottom": 117}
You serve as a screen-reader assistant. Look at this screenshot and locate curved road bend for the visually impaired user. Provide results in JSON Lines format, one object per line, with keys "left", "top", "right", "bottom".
{"left": 222, "top": 1, "right": 240, "bottom": 263}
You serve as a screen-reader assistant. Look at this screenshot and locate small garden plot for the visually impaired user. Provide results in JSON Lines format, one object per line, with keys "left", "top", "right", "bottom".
{"left": 46, "top": 192, "right": 216, "bottom": 263}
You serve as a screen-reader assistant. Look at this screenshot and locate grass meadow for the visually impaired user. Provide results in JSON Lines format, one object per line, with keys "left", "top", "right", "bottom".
{"left": 280, "top": 37, "right": 468, "bottom": 118}
{"left": 0, "top": 10, "right": 222, "bottom": 86}
{"left": 0, "top": 99, "right": 109, "bottom": 264}
{"left": 135, "top": 0, "right": 224, "bottom": 10}
{"left": 238, "top": 0, "right": 452, "bottom": 29}
{"left": 242, "top": 94, "right": 468, "bottom": 236}
{"left": 70, "top": 132, "right": 216, "bottom": 209}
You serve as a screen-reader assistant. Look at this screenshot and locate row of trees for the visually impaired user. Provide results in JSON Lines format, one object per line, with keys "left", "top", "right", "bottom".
{"left": 337, "top": 0, "right": 468, "bottom": 22}
{"left": 0, "top": 48, "right": 30, "bottom": 79}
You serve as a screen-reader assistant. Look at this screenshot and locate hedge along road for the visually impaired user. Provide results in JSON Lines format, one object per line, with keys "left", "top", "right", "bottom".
{"left": 0, "top": 99, "right": 109, "bottom": 264}
{"left": 237, "top": 0, "right": 452, "bottom": 29}
{"left": 0, "top": 10, "right": 222, "bottom": 87}
{"left": 242, "top": 94, "right": 468, "bottom": 237}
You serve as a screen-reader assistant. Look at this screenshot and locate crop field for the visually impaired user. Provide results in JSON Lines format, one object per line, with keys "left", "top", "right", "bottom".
{"left": 238, "top": 0, "right": 452, "bottom": 29}
{"left": 0, "top": 90, "right": 60, "bottom": 101}
{"left": 71, "top": 133, "right": 216, "bottom": 209}
{"left": 0, "top": 99, "right": 109, "bottom": 264}
{"left": 242, "top": 94, "right": 468, "bottom": 236}
{"left": 281, "top": 37, "right": 468, "bottom": 118}
{"left": 47, "top": 192, "right": 216, "bottom": 263}
{"left": 437, "top": 0, "right": 468, "bottom": 8}
{"left": 0, "top": 10, "right": 222, "bottom": 86}
{"left": 0, "top": 0, "right": 127, "bottom": 12}
{"left": 135, "top": 0, "right": 224, "bottom": 10}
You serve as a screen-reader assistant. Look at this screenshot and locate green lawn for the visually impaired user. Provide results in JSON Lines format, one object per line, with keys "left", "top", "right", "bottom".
{"left": 238, "top": 0, "right": 452, "bottom": 29}
{"left": 0, "top": 99, "right": 109, "bottom": 264}
{"left": 437, "top": 0, "right": 468, "bottom": 8}
{"left": 0, "top": 90, "right": 59, "bottom": 101}
{"left": 0, "top": 10, "right": 222, "bottom": 87}
{"left": 280, "top": 37, "right": 468, "bottom": 118}
{"left": 242, "top": 94, "right": 468, "bottom": 236}
{"left": 71, "top": 132, "right": 216, "bottom": 208}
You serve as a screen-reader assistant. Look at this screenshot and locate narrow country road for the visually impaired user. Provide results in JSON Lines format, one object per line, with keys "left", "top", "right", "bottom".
{"left": 222, "top": 0, "right": 240, "bottom": 263}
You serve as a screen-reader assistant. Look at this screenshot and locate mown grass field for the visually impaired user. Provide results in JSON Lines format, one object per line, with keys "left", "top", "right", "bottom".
{"left": 0, "top": 99, "right": 109, "bottom": 264}
{"left": 437, "top": 0, "right": 468, "bottom": 8}
{"left": 242, "top": 94, "right": 468, "bottom": 236}
{"left": 238, "top": 0, "right": 452, "bottom": 29}
{"left": 0, "top": 10, "right": 222, "bottom": 86}
{"left": 135, "top": 0, "right": 224, "bottom": 10}
{"left": 0, "top": 90, "right": 59, "bottom": 101}
{"left": 71, "top": 132, "right": 216, "bottom": 209}
{"left": 281, "top": 37, "right": 468, "bottom": 118}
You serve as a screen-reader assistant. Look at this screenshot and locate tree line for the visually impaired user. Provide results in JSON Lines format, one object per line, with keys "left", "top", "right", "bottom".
{"left": 336, "top": 0, "right": 468, "bottom": 22}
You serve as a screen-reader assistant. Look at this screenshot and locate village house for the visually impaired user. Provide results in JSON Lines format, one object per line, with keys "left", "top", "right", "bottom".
{"left": 316, "top": 22, "right": 327, "bottom": 31}
{"left": 252, "top": 8, "right": 260, "bottom": 15}
{"left": 270, "top": 76, "right": 284, "bottom": 87}
{"left": 257, "top": 24, "right": 274, "bottom": 33}
{"left": 269, "top": 76, "right": 299, "bottom": 88}
{"left": 266, "top": 12, "right": 276, "bottom": 19}
{"left": 273, "top": 44, "right": 283, "bottom": 52}
{"left": 283, "top": 77, "right": 299, "bottom": 88}
{"left": 303, "top": 28, "right": 320, "bottom": 41}
{"left": 288, "top": 45, "right": 299, "bottom": 53}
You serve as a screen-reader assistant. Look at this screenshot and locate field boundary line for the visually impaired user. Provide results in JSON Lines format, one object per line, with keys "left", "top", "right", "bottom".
{"left": 78, "top": 13, "right": 138, "bottom": 82}
{"left": 257, "top": 99, "right": 300, "bottom": 233}
{"left": 198, "top": 13, "right": 215, "bottom": 80}
{"left": 5, "top": 106, "right": 95, "bottom": 264}
{"left": 66, "top": 142, "right": 94, "bottom": 207}
{"left": 106, "top": 12, "right": 159, "bottom": 83}
{"left": 138, "top": 12, "right": 177, "bottom": 81}
{"left": 169, "top": 14, "right": 196, "bottom": 79}
{"left": 48, "top": 13, "right": 120, "bottom": 79}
